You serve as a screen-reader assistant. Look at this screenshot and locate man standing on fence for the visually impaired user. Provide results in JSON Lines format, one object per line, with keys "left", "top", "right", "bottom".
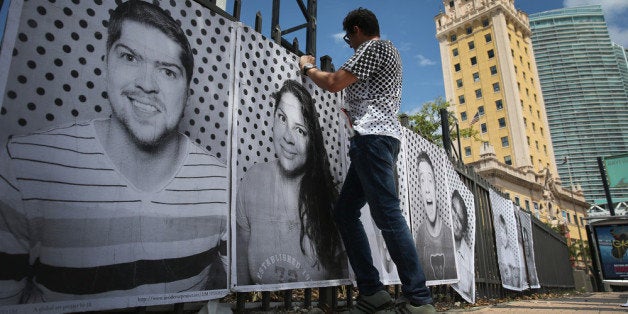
{"left": 299, "top": 7, "right": 435, "bottom": 314}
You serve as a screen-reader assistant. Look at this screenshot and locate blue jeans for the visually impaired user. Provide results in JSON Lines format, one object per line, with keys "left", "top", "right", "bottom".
{"left": 334, "top": 134, "right": 433, "bottom": 305}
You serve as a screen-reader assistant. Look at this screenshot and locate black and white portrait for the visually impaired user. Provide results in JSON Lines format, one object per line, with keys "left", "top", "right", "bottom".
{"left": 231, "top": 25, "right": 350, "bottom": 291}
{"left": 235, "top": 80, "right": 347, "bottom": 288}
{"left": 406, "top": 131, "right": 457, "bottom": 285}
{"left": 0, "top": 0, "right": 232, "bottom": 310}
{"left": 489, "top": 190, "right": 524, "bottom": 291}
{"left": 517, "top": 210, "right": 540, "bottom": 288}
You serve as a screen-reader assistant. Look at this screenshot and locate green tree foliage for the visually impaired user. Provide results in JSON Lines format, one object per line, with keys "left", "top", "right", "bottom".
{"left": 401, "top": 97, "right": 479, "bottom": 148}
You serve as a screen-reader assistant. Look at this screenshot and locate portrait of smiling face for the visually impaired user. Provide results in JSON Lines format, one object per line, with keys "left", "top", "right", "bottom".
{"left": 106, "top": 20, "right": 189, "bottom": 147}
{"left": 273, "top": 92, "right": 310, "bottom": 175}
{"left": 418, "top": 158, "right": 437, "bottom": 223}
{"left": 452, "top": 193, "right": 467, "bottom": 242}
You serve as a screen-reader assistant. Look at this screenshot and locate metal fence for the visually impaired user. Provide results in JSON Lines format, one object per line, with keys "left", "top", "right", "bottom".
{"left": 163, "top": 1, "right": 574, "bottom": 311}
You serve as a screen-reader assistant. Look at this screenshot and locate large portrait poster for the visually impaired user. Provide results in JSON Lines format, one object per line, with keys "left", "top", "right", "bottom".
{"left": 592, "top": 223, "right": 628, "bottom": 281}
{"left": 0, "top": 0, "right": 233, "bottom": 312}
{"left": 489, "top": 190, "right": 524, "bottom": 291}
{"left": 405, "top": 129, "right": 457, "bottom": 285}
{"left": 231, "top": 24, "right": 351, "bottom": 292}
{"left": 446, "top": 163, "right": 476, "bottom": 303}
{"left": 517, "top": 210, "right": 540, "bottom": 288}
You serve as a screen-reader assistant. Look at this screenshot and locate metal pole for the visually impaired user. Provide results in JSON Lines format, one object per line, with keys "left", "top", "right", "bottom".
{"left": 596, "top": 157, "right": 615, "bottom": 215}
{"left": 440, "top": 108, "right": 451, "bottom": 158}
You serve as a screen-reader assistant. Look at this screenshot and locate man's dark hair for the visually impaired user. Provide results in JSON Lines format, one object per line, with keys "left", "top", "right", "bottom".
{"left": 106, "top": 0, "right": 194, "bottom": 84}
{"left": 343, "top": 7, "right": 380, "bottom": 37}
{"left": 417, "top": 151, "right": 434, "bottom": 171}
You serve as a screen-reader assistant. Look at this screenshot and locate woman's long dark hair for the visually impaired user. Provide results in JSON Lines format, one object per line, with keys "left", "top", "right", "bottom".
{"left": 272, "top": 80, "right": 342, "bottom": 275}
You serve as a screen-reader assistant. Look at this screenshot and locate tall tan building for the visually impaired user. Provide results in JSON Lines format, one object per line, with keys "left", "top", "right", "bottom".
{"left": 435, "top": 0, "right": 589, "bottom": 262}
{"left": 436, "top": 0, "right": 557, "bottom": 175}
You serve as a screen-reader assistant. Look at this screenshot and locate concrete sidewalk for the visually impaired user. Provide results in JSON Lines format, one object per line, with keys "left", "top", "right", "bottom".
{"left": 448, "top": 292, "right": 628, "bottom": 313}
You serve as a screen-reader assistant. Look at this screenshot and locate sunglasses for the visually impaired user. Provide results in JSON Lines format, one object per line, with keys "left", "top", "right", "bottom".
{"left": 343, "top": 32, "right": 352, "bottom": 45}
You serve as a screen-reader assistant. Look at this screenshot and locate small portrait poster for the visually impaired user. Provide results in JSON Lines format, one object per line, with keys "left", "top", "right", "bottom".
{"left": 517, "top": 210, "right": 540, "bottom": 288}
{"left": 446, "top": 162, "right": 476, "bottom": 303}
{"left": 489, "top": 190, "right": 525, "bottom": 291}
{"left": 405, "top": 129, "right": 457, "bottom": 285}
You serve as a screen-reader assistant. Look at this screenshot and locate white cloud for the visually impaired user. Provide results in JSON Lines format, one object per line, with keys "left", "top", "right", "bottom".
{"left": 608, "top": 25, "right": 628, "bottom": 47}
{"left": 563, "top": 0, "right": 628, "bottom": 45}
{"left": 332, "top": 32, "right": 345, "bottom": 44}
{"left": 416, "top": 54, "right": 436, "bottom": 66}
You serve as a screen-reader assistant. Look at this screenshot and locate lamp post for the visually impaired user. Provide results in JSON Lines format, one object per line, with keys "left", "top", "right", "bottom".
{"left": 562, "top": 156, "right": 589, "bottom": 269}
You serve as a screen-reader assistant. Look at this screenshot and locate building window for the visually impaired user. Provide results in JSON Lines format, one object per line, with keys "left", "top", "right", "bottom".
{"left": 493, "top": 82, "right": 500, "bottom": 92}
{"left": 514, "top": 65, "right": 518, "bottom": 73}
{"left": 527, "top": 62, "right": 531, "bottom": 70}
{"left": 485, "top": 33, "right": 492, "bottom": 43}
{"left": 524, "top": 47, "right": 528, "bottom": 55}
{"left": 531, "top": 78, "right": 534, "bottom": 85}
{"left": 466, "top": 26, "right": 473, "bottom": 34}
{"left": 523, "top": 72, "right": 526, "bottom": 80}
{"left": 511, "top": 49, "right": 514, "bottom": 57}
{"left": 535, "top": 140, "right": 539, "bottom": 149}
{"left": 461, "top": 111, "right": 467, "bottom": 121}
{"left": 543, "top": 145, "right": 547, "bottom": 154}
{"left": 478, "top": 105, "right": 485, "bottom": 115}
{"left": 537, "top": 110, "right": 540, "bottom": 118}
{"left": 495, "top": 99, "right": 503, "bottom": 110}
{"left": 504, "top": 155, "right": 512, "bottom": 165}
{"left": 470, "top": 56, "right": 477, "bottom": 66}
{"left": 483, "top": 19, "right": 489, "bottom": 27}
{"left": 532, "top": 122, "right": 536, "bottom": 131}
{"left": 529, "top": 105, "right": 533, "bottom": 113}
{"left": 498, "top": 117, "right": 506, "bottom": 128}
{"left": 520, "top": 56, "right": 523, "bottom": 64}
{"left": 525, "top": 200, "right": 530, "bottom": 211}
{"left": 520, "top": 99, "right": 524, "bottom": 107}
{"left": 516, "top": 40, "right": 520, "bottom": 47}
{"left": 475, "top": 88, "right": 482, "bottom": 99}
{"left": 481, "top": 123, "right": 487, "bottom": 133}
{"left": 464, "top": 146, "right": 472, "bottom": 156}
{"left": 530, "top": 155, "right": 534, "bottom": 164}
{"left": 468, "top": 41, "right": 475, "bottom": 50}
{"left": 449, "top": 1, "right": 454, "bottom": 8}
{"left": 514, "top": 196, "right": 520, "bottom": 206}
{"left": 456, "top": 79, "right": 463, "bottom": 88}
{"left": 540, "top": 127, "right": 544, "bottom": 136}
{"left": 454, "top": 63, "right": 461, "bottom": 72}
{"left": 453, "top": 48, "right": 459, "bottom": 57}
{"left": 501, "top": 136, "right": 509, "bottom": 147}
{"left": 534, "top": 93, "right": 537, "bottom": 102}
{"left": 458, "top": 95, "right": 465, "bottom": 104}
{"left": 527, "top": 136, "right": 530, "bottom": 145}
{"left": 473, "top": 72, "right": 480, "bottom": 82}
{"left": 517, "top": 82, "right": 521, "bottom": 90}
{"left": 487, "top": 49, "right": 495, "bottom": 59}
{"left": 490, "top": 65, "right": 497, "bottom": 75}
{"left": 523, "top": 117, "right": 527, "bottom": 126}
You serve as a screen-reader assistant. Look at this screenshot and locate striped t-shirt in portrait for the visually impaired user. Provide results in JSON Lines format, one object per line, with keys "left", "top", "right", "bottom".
{"left": 0, "top": 120, "right": 228, "bottom": 303}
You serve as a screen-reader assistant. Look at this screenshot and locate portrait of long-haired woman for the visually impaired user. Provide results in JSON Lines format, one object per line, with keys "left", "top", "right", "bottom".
{"left": 236, "top": 79, "right": 345, "bottom": 285}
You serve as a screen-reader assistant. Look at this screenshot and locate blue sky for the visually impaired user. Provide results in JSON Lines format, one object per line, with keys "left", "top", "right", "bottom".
{"left": 228, "top": 0, "right": 628, "bottom": 114}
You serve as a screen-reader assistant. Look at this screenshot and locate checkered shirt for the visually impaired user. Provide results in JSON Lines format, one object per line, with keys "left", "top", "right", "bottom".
{"left": 340, "top": 39, "right": 403, "bottom": 140}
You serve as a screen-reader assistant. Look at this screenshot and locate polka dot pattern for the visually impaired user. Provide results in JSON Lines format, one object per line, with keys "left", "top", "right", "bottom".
{"left": 233, "top": 25, "right": 345, "bottom": 183}
{"left": 489, "top": 189, "right": 523, "bottom": 289}
{"left": 0, "top": 0, "right": 233, "bottom": 162}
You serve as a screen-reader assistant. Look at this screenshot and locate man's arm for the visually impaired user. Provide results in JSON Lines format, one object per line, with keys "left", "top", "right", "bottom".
{"left": 299, "top": 55, "right": 358, "bottom": 93}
